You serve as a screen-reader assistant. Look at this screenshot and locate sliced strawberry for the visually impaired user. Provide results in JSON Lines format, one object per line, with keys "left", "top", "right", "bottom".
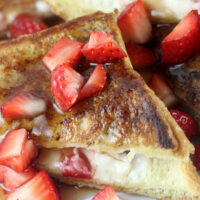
{"left": 7, "top": 170, "right": 60, "bottom": 200}
{"left": 193, "top": 145, "right": 200, "bottom": 171}
{"left": 1, "top": 93, "right": 46, "bottom": 119}
{"left": 43, "top": 37, "right": 84, "bottom": 71}
{"left": 170, "top": 109, "right": 199, "bottom": 140}
{"left": 60, "top": 148, "right": 92, "bottom": 179}
{"left": 92, "top": 185, "right": 120, "bottom": 200}
{"left": 148, "top": 74, "right": 177, "bottom": 107}
{"left": 0, "top": 165, "right": 36, "bottom": 190}
{"left": 51, "top": 64, "right": 84, "bottom": 111}
{"left": 82, "top": 31, "right": 126, "bottom": 64}
{"left": 0, "top": 129, "right": 26, "bottom": 161}
{"left": 0, "top": 129, "right": 37, "bottom": 172}
{"left": 125, "top": 43, "right": 156, "bottom": 69}
{"left": 9, "top": 14, "right": 47, "bottom": 38}
{"left": 162, "top": 10, "right": 200, "bottom": 64}
{"left": 78, "top": 64, "right": 106, "bottom": 101}
{"left": 117, "top": 0, "right": 152, "bottom": 44}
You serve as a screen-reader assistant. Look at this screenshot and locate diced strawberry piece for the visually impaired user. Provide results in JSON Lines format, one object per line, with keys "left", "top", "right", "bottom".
{"left": 60, "top": 148, "right": 92, "bottom": 179}
{"left": 43, "top": 37, "right": 84, "bottom": 71}
{"left": 138, "top": 69, "right": 152, "bottom": 83}
{"left": 0, "top": 129, "right": 26, "bottom": 161}
{"left": 78, "top": 64, "right": 107, "bottom": 101}
{"left": 92, "top": 185, "right": 120, "bottom": 200}
{"left": 170, "top": 109, "right": 199, "bottom": 140}
{"left": 51, "top": 64, "right": 84, "bottom": 111}
{"left": 82, "top": 31, "right": 126, "bottom": 64}
{"left": 7, "top": 170, "right": 60, "bottom": 200}
{"left": 162, "top": 10, "right": 200, "bottom": 64}
{"left": 0, "top": 129, "right": 37, "bottom": 172}
{"left": 1, "top": 93, "right": 46, "bottom": 119}
{"left": 118, "top": 0, "right": 152, "bottom": 44}
{"left": 0, "top": 165, "right": 36, "bottom": 190}
{"left": 9, "top": 14, "right": 47, "bottom": 38}
{"left": 193, "top": 145, "right": 200, "bottom": 171}
{"left": 2, "top": 140, "right": 37, "bottom": 172}
{"left": 148, "top": 74, "right": 177, "bottom": 107}
{"left": 125, "top": 43, "right": 156, "bottom": 69}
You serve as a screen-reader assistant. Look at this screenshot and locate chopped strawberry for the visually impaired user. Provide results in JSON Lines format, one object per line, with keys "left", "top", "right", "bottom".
{"left": 170, "top": 109, "right": 199, "bottom": 140}
{"left": 138, "top": 69, "right": 152, "bottom": 83}
{"left": 82, "top": 31, "right": 126, "bottom": 64}
{"left": 43, "top": 37, "right": 84, "bottom": 71}
{"left": 78, "top": 64, "right": 106, "bottom": 101}
{"left": 125, "top": 43, "right": 156, "bottom": 69}
{"left": 9, "top": 14, "right": 47, "bottom": 38}
{"left": 1, "top": 93, "right": 46, "bottom": 119}
{"left": 51, "top": 64, "right": 84, "bottom": 111}
{"left": 60, "top": 148, "right": 92, "bottom": 179}
{"left": 0, "top": 165, "right": 36, "bottom": 190}
{"left": 92, "top": 185, "right": 120, "bottom": 200}
{"left": 0, "top": 129, "right": 37, "bottom": 172}
{"left": 193, "top": 145, "right": 200, "bottom": 171}
{"left": 148, "top": 74, "right": 177, "bottom": 107}
{"left": 7, "top": 170, "right": 60, "bottom": 200}
{"left": 117, "top": 0, "right": 152, "bottom": 44}
{"left": 162, "top": 10, "right": 200, "bottom": 64}
{"left": 0, "top": 129, "right": 26, "bottom": 161}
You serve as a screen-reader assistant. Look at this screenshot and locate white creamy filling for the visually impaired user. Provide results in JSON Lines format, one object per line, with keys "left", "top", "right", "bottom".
{"left": 37, "top": 148, "right": 149, "bottom": 184}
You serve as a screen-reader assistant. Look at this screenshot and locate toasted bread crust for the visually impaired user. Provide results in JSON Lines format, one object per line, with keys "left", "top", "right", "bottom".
{"left": 0, "top": 12, "right": 193, "bottom": 160}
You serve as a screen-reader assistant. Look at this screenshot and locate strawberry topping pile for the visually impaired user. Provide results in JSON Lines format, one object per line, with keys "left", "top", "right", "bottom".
{"left": 0, "top": 128, "right": 60, "bottom": 200}
{"left": 44, "top": 31, "right": 125, "bottom": 112}
{"left": 9, "top": 14, "right": 48, "bottom": 38}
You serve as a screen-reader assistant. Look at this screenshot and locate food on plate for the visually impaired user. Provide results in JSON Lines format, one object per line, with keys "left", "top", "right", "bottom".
{"left": 44, "top": 0, "right": 200, "bottom": 23}
{"left": 0, "top": 10, "right": 200, "bottom": 200}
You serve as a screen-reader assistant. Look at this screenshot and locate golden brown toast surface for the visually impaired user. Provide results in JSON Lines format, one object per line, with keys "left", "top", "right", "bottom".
{"left": 0, "top": 12, "right": 193, "bottom": 159}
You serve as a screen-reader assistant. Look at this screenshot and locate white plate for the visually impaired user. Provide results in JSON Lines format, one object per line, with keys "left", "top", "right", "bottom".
{"left": 60, "top": 185, "right": 155, "bottom": 200}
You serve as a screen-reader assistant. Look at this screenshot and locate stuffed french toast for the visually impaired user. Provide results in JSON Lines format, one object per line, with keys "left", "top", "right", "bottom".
{"left": 1, "top": 1, "right": 200, "bottom": 200}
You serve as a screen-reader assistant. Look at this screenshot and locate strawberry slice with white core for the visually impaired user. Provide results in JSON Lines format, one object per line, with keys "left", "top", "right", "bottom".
{"left": 92, "top": 185, "right": 120, "bottom": 200}
{"left": 117, "top": 0, "right": 152, "bottom": 44}
{"left": 0, "top": 129, "right": 26, "bottom": 161}
{"left": 51, "top": 64, "right": 84, "bottom": 111}
{"left": 1, "top": 93, "right": 46, "bottom": 119}
{"left": 148, "top": 74, "right": 177, "bottom": 107}
{"left": 7, "top": 170, "right": 60, "bottom": 200}
{"left": 0, "top": 165, "right": 36, "bottom": 190}
{"left": 82, "top": 31, "right": 126, "bottom": 64}
{"left": 0, "top": 129, "right": 37, "bottom": 172}
{"left": 162, "top": 10, "right": 200, "bottom": 64}
{"left": 78, "top": 64, "right": 107, "bottom": 101}
{"left": 60, "top": 148, "right": 92, "bottom": 179}
{"left": 43, "top": 37, "right": 84, "bottom": 71}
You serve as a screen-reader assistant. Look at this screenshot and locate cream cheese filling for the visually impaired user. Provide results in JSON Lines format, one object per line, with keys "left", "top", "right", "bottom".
{"left": 37, "top": 148, "right": 149, "bottom": 184}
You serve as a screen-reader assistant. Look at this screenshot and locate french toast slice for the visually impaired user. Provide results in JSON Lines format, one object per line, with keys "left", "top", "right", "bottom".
{"left": 0, "top": 12, "right": 199, "bottom": 199}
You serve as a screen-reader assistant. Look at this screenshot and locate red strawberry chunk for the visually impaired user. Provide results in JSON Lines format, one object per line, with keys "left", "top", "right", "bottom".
{"left": 78, "top": 64, "right": 107, "bottom": 101}
{"left": 92, "top": 185, "right": 120, "bottom": 200}
{"left": 43, "top": 37, "right": 84, "bottom": 71}
{"left": 162, "top": 10, "right": 200, "bottom": 64}
{"left": 9, "top": 14, "right": 47, "bottom": 38}
{"left": 170, "top": 109, "right": 199, "bottom": 140}
{"left": 51, "top": 64, "right": 84, "bottom": 111}
{"left": 0, "top": 165, "right": 36, "bottom": 190}
{"left": 0, "top": 129, "right": 37, "bottom": 172}
{"left": 125, "top": 43, "right": 156, "bottom": 69}
{"left": 60, "top": 148, "right": 92, "bottom": 179}
{"left": 1, "top": 93, "right": 46, "bottom": 119}
{"left": 7, "top": 170, "right": 60, "bottom": 200}
{"left": 193, "top": 145, "right": 200, "bottom": 171}
{"left": 148, "top": 74, "right": 177, "bottom": 107}
{"left": 0, "top": 129, "right": 26, "bottom": 161}
{"left": 118, "top": 0, "right": 152, "bottom": 44}
{"left": 82, "top": 31, "right": 126, "bottom": 64}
